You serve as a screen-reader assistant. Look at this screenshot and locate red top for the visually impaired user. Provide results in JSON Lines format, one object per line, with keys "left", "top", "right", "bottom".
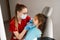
{"left": 9, "top": 16, "right": 31, "bottom": 40}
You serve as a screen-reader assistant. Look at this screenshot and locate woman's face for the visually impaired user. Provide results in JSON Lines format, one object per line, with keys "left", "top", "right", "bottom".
{"left": 17, "top": 8, "right": 28, "bottom": 19}
{"left": 33, "top": 16, "right": 39, "bottom": 26}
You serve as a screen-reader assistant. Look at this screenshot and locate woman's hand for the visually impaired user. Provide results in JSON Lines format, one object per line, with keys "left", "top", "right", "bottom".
{"left": 13, "top": 30, "right": 27, "bottom": 40}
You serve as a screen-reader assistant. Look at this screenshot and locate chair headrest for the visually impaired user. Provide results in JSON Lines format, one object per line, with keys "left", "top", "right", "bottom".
{"left": 42, "top": 7, "right": 53, "bottom": 17}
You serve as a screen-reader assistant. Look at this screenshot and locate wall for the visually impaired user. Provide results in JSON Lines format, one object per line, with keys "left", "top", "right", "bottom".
{"left": 0, "top": 0, "right": 7, "bottom": 40}
{"left": 1, "top": 0, "right": 9, "bottom": 21}
{"left": 9, "top": 0, "right": 60, "bottom": 40}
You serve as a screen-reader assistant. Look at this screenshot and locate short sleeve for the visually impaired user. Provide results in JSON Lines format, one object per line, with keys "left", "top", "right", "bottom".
{"left": 9, "top": 19, "right": 17, "bottom": 32}
{"left": 26, "top": 16, "right": 31, "bottom": 22}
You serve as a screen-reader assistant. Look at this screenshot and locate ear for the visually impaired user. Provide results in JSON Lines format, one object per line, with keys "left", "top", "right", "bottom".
{"left": 39, "top": 21, "right": 42, "bottom": 25}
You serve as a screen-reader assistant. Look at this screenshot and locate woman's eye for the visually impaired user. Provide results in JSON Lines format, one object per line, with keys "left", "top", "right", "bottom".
{"left": 23, "top": 13, "right": 27, "bottom": 14}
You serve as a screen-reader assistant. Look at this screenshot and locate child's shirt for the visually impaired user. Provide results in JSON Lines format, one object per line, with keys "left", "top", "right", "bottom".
{"left": 24, "top": 20, "right": 42, "bottom": 40}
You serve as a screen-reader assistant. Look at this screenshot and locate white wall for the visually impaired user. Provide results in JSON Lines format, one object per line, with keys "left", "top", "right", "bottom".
{"left": 0, "top": 2, "right": 7, "bottom": 40}
{"left": 9, "top": 0, "right": 60, "bottom": 40}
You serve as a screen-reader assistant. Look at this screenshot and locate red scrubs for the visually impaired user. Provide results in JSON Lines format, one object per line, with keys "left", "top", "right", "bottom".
{"left": 9, "top": 16, "right": 31, "bottom": 40}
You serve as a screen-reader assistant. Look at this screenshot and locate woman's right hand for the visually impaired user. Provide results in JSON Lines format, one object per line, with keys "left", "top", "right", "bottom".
{"left": 24, "top": 21, "right": 34, "bottom": 31}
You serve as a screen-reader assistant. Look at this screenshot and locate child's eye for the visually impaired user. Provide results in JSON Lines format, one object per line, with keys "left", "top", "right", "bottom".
{"left": 34, "top": 19, "right": 37, "bottom": 21}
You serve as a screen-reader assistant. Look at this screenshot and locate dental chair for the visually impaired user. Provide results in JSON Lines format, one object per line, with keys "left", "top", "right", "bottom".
{"left": 37, "top": 7, "right": 55, "bottom": 40}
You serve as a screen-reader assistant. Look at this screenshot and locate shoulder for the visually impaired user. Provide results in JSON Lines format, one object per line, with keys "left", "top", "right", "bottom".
{"left": 26, "top": 16, "right": 31, "bottom": 20}
{"left": 36, "top": 29, "right": 42, "bottom": 34}
{"left": 34, "top": 28, "right": 42, "bottom": 37}
{"left": 26, "top": 16, "right": 31, "bottom": 18}
{"left": 25, "top": 16, "right": 31, "bottom": 22}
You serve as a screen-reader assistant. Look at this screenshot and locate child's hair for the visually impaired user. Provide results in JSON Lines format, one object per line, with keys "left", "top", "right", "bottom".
{"left": 35, "top": 13, "right": 47, "bottom": 38}
{"left": 15, "top": 3, "right": 27, "bottom": 30}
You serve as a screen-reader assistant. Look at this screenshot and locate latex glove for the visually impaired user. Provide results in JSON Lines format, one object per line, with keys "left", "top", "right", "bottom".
{"left": 24, "top": 23, "right": 33, "bottom": 30}
{"left": 24, "top": 20, "right": 35, "bottom": 30}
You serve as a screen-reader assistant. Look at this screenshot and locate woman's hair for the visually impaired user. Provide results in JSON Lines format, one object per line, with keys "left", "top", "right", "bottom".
{"left": 15, "top": 3, "right": 27, "bottom": 30}
{"left": 35, "top": 13, "right": 47, "bottom": 38}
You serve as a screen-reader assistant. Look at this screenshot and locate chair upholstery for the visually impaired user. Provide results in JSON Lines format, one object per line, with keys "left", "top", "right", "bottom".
{"left": 42, "top": 7, "right": 53, "bottom": 38}
{"left": 37, "top": 7, "right": 55, "bottom": 40}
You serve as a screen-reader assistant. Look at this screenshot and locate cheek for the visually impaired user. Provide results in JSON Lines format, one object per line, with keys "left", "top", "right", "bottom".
{"left": 35, "top": 19, "right": 39, "bottom": 25}
{"left": 35, "top": 20, "right": 38, "bottom": 24}
{"left": 18, "top": 13, "right": 22, "bottom": 16}
{"left": 33, "top": 20, "right": 38, "bottom": 25}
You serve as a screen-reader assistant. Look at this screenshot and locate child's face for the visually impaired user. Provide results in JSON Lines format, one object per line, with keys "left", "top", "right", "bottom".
{"left": 33, "top": 16, "right": 39, "bottom": 26}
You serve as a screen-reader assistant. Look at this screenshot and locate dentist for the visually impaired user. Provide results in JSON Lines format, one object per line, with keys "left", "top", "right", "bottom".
{"left": 9, "top": 3, "right": 31, "bottom": 40}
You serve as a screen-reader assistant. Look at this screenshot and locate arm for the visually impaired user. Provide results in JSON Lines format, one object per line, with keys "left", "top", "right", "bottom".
{"left": 13, "top": 20, "right": 33, "bottom": 40}
{"left": 13, "top": 23, "right": 32, "bottom": 40}
{"left": 9, "top": 18, "right": 27, "bottom": 40}
{"left": 13, "top": 29, "right": 27, "bottom": 40}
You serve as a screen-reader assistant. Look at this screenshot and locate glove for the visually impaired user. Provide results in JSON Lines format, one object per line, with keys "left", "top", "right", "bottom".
{"left": 25, "top": 19, "right": 36, "bottom": 31}
{"left": 29, "top": 19, "right": 33, "bottom": 23}
{"left": 24, "top": 23, "right": 32, "bottom": 30}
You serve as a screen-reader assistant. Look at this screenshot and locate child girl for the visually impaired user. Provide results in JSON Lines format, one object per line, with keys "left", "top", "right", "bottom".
{"left": 24, "top": 13, "right": 47, "bottom": 40}
{"left": 13, "top": 13, "right": 47, "bottom": 40}
{"left": 9, "top": 3, "right": 31, "bottom": 40}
